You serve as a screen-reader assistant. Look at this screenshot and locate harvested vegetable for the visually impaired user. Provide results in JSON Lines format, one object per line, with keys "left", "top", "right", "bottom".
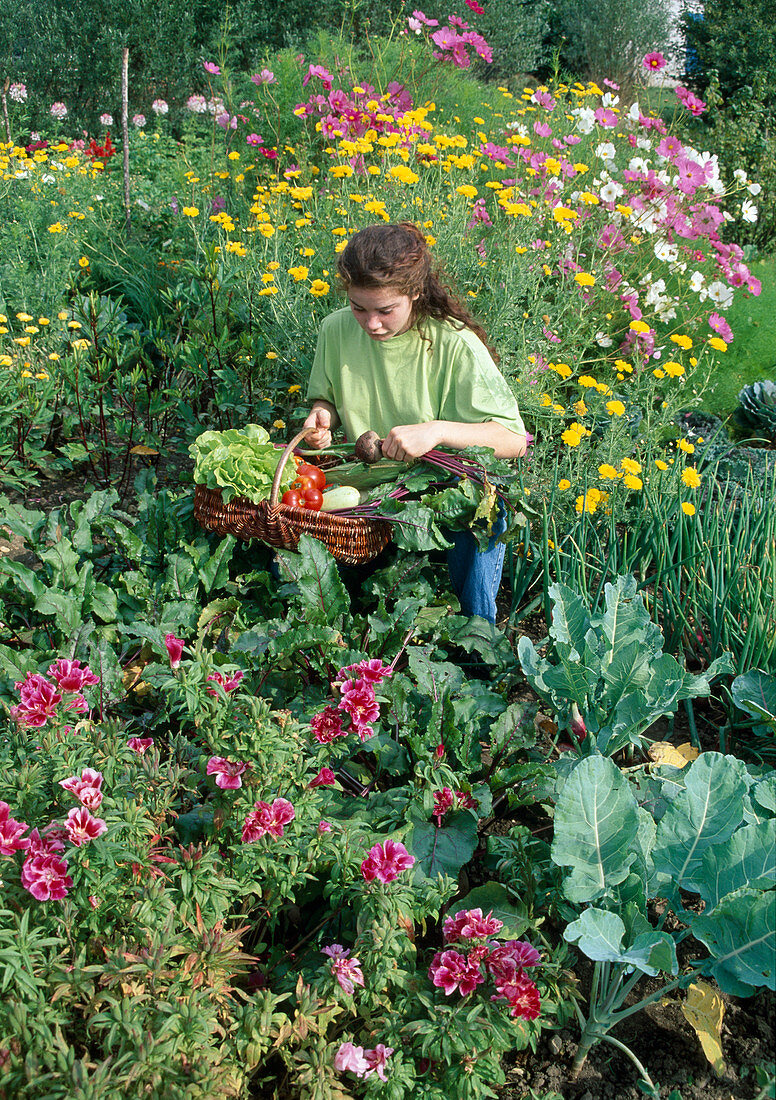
{"left": 190, "top": 424, "right": 296, "bottom": 503}
{"left": 321, "top": 485, "right": 361, "bottom": 512}
{"left": 354, "top": 430, "right": 383, "bottom": 464}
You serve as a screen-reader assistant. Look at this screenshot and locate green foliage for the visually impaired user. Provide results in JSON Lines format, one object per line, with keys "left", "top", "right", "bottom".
{"left": 682, "top": 0, "right": 776, "bottom": 105}
{"left": 549, "top": 751, "right": 776, "bottom": 1086}
{"left": 517, "top": 575, "right": 732, "bottom": 756}
{"left": 735, "top": 380, "right": 776, "bottom": 444}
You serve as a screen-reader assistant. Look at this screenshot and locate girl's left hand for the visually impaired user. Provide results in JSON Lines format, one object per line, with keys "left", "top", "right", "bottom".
{"left": 382, "top": 422, "right": 442, "bottom": 460}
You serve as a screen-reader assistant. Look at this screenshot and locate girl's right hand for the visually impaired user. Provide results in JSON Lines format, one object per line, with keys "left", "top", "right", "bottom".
{"left": 302, "top": 406, "right": 333, "bottom": 449}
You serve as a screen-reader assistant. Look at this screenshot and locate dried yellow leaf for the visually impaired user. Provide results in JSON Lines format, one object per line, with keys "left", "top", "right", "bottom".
{"left": 648, "top": 741, "right": 699, "bottom": 768}
{"left": 681, "top": 981, "right": 726, "bottom": 1075}
{"left": 130, "top": 445, "right": 159, "bottom": 455}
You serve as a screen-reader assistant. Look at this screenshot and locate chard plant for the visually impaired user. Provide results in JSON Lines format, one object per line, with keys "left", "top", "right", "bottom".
{"left": 549, "top": 751, "right": 776, "bottom": 1094}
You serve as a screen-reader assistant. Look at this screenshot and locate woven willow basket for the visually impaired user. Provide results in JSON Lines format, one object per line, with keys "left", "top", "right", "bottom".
{"left": 193, "top": 428, "right": 392, "bottom": 565}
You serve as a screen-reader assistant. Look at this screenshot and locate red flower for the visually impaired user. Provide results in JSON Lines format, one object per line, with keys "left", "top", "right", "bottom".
{"left": 165, "top": 633, "right": 185, "bottom": 669}
{"left": 65, "top": 806, "right": 108, "bottom": 847}
{"left": 242, "top": 797, "right": 295, "bottom": 842}
{"left": 206, "top": 756, "right": 248, "bottom": 789}
{"left": 311, "top": 706, "right": 347, "bottom": 744}
{"left": 59, "top": 767, "right": 104, "bottom": 810}
{"left": 0, "top": 801, "right": 29, "bottom": 855}
{"left": 309, "top": 767, "right": 336, "bottom": 788}
{"left": 47, "top": 658, "right": 99, "bottom": 693}
{"left": 206, "top": 669, "right": 244, "bottom": 697}
{"left": 428, "top": 949, "right": 485, "bottom": 996}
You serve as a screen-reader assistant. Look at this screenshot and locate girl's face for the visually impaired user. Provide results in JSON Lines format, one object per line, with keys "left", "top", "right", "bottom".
{"left": 347, "top": 285, "right": 418, "bottom": 340}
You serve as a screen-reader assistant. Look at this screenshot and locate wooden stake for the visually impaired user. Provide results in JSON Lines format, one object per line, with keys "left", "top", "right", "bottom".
{"left": 1, "top": 78, "right": 11, "bottom": 145}
{"left": 121, "top": 47, "right": 131, "bottom": 236}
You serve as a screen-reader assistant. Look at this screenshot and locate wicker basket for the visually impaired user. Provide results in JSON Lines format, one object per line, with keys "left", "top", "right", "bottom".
{"left": 193, "top": 428, "right": 392, "bottom": 565}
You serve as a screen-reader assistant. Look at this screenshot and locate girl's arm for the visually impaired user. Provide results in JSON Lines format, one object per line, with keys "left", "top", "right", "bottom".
{"left": 383, "top": 420, "right": 527, "bottom": 461}
{"left": 302, "top": 400, "right": 341, "bottom": 449}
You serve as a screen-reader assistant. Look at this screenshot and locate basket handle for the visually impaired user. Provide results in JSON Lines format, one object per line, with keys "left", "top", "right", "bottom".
{"left": 270, "top": 427, "right": 316, "bottom": 506}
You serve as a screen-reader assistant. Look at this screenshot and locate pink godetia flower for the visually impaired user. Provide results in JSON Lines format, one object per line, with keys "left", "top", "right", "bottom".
{"left": 165, "top": 634, "right": 184, "bottom": 669}
{"left": 206, "top": 756, "right": 248, "bottom": 790}
{"left": 303, "top": 64, "right": 334, "bottom": 89}
{"left": 242, "top": 797, "right": 295, "bottom": 843}
{"left": 489, "top": 968, "right": 541, "bottom": 1019}
{"left": 643, "top": 51, "right": 667, "bottom": 71}
{"left": 676, "top": 85, "right": 707, "bottom": 117}
{"left": 27, "top": 824, "right": 67, "bottom": 857}
{"left": 334, "top": 1042, "right": 394, "bottom": 1081}
{"left": 21, "top": 853, "right": 73, "bottom": 901}
{"left": 338, "top": 658, "right": 393, "bottom": 685}
{"left": 0, "top": 801, "right": 30, "bottom": 855}
{"left": 708, "top": 312, "right": 734, "bottom": 343}
{"left": 251, "top": 68, "right": 276, "bottom": 85}
{"left": 486, "top": 939, "right": 541, "bottom": 976}
{"left": 443, "top": 908, "right": 504, "bottom": 943}
{"left": 50, "top": 102, "right": 68, "bottom": 120}
{"left": 432, "top": 788, "right": 479, "bottom": 825}
{"left": 428, "top": 948, "right": 486, "bottom": 996}
{"left": 309, "top": 767, "right": 336, "bottom": 788}
{"left": 322, "top": 944, "right": 365, "bottom": 995}
{"left": 360, "top": 838, "right": 415, "bottom": 884}
{"left": 338, "top": 678, "right": 380, "bottom": 736}
{"left": 47, "top": 659, "right": 99, "bottom": 693}
{"left": 434, "top": 742, "right": 446, "bottom": 762}
{"left": 206, "top": 669, "right": 244, "bottom": 697}
{"left": 203, "top": 61, "right": 221, "bottom": 75}
{"left": 65, "top": 806, "right": 108, "bottom": 847}
{"left": 59, "top": 767, "right": 104, "bottom": 810}
{"left": 465, "top": 0, "right": 485, "bottom": 11}
{"left": 11, "top": 672, "right": 62, "bottom": 727}
{"left": 311, "top": 706, "right": 347, "bottom": 744}
{"left": 127, "top": 736, "right": 154, "bottom": 755}
{"left": 318, "top": 820, "right": 333, "bottom": 834}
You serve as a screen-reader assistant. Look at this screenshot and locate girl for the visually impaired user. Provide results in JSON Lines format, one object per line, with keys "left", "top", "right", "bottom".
{"left": 302, "top": 222, "right": 526, "bottom": 623}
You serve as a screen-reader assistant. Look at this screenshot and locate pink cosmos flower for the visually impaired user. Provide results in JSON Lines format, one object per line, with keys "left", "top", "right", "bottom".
{"left": 676, "top": 86, "right": 707, "bottom": 117}
{"left": 165, "top": 634, "right": 184, "bottom": 669}
{"left": 206, "top": 756, "right": 248, "bottom": 790}
{"left": 338, "top": 679, "right": 380, "bottom": 733}
{"left": 251, "top": 68, "right": 276, "bottom": 85}
{"left": 643, "top": 51, "right": 666, "bottom": 71}
{"left": 334, "top": 1042, "right": 371, "bottom": 1076}
{"left": 465, "top": 0, "right": 485, "bottom": 11}
{"left": 203, "top": 61, "right": 221, "bottom": 75}
{"left": 127, "top": 737, "right": 154, "bottom": 755}
{"left": 59, "top": 767, "right": 104, "bottom": 810}
{"left": 595, "top": 107, "right": 618, "bottom": 128}
{"left": 428, "top": 949, "right": 485, "bottom": 996}
{"left": 657, "top": 135, "right": 684, "bottom": 159}
{"left": 311, "top": 706, "right": 347, "bottom": 744}
{"left": 206, "top": 669, "right": 244, "bottom": 697}
{"left": 246, "top": 133, "right": 264, "bottom": 146}
{"left": 242, "top": 797, "right": 295, "bottom": 843}
{"left": 708, "top": 312, "right": 733, "bottom": 343}
{"left": 431, "top": 26, "right": 470, "bottom": 67}
{"left": 47, "top": 659, "right": 99, "bottom": 693}
{"left": 0, "top": 801, "right": 30, "bottom": 855}
{"left": 309, "top": 767, "right": 336, "bottom": 788}
{"left": 411, "top": 9, "right": 439, "bottom": 26}
{"left": 443, "top": 908, "right": 504, "bottom": 942}
{"left": 65, "top": 806, "right": 108, "bottom": 847}
{"left": 303, "top": 64, "right": 334, "bottom": 89}
{"left": 322, "top": 944, "right": 365, "bottom": 995}
{"left": 360, "top": 838, "right": 415, "bottom": 884}
{"left": 21, "top": 853, "right": 73, "bottom": 900}
{"left": 338, "top": 658, "right": 393, "bottom": 684}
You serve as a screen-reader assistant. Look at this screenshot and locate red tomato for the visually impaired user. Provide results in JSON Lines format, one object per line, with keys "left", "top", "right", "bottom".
{"left": 301, "top": 487, "right": 323, "bottom": 510}
{"left": 281, "top": 489, "right": 304, "bottom": 508}
{"left": 295, "top": 463, "right": 326, "bottom": 491}
{"left": 291, "top": 476, "right": 312, "bottom": 492}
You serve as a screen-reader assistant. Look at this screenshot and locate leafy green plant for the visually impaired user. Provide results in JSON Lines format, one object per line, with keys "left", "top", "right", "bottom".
{"left": 735, "top": 380, "right": 776, "bottom": 444}
{"left": 517, "top": 575, "right": 732, "bottom": 756}
{"left": 549, "top": 752, "right": 776, "bottom": 1094}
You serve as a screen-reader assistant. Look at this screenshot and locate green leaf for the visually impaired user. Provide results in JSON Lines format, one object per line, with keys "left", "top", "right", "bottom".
{"left": 653, "top": 753, "right": 749, "bottom": 891}
{"left": 408, "top": 813, "right": 479, "bottom": 880}
{"left": 452, "top": 883, "right": 530, "bottom": 938}
{"left": 196, "top": 535, "right": 236, "bottom": 592}
{"left": 732, "top": 670, "right": 776, "bottom": 733}
{"left": 551, "top": 756, "right": 640, "bottom": 902}
{"left": 564, "top": 908, "right": 677, "bottom": 976}
{"left": 0, "top": 559, "right": 46, "bottom": 599}
{"left": 278, "top": 535, "right": 349, "bottom": 626}
{"left": 688, "top": 821, "right": 776, "bottom": 911}
{"left": 547, "top": 582, "right": 592, "bottom": 657}
{"left": 693, "top": 889, "right": 775, "bottom": 995}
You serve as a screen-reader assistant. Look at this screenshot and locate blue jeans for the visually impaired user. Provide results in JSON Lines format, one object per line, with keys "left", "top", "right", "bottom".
{"left": 444, "top": 510, "right": 507, "bottom": 624}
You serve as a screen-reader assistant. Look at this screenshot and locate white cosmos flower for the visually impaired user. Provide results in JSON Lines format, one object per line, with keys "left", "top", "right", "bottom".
{"left": 654, "top": 240, "right": 678, "bottom": 263}
{"left": 596, "top": 332, "right": 614, "bottom": 347}
{"left": 707, "top": 281, "right": 734, "bottom": 308}
{"left": 689, "top": 271, "right": 705, "bottom": 292}
{"left": 574, "top": 107, "right": 596, "bottom": 134}
{"left": 628, "top": 102, "right": 641, "bottom": 122}
{"left": 734, "top": 168, "right": 747, "bottom": 182}
{"left": 748, "top": 182, "right": 762, "bottom": 195}
{"left": 600, "top": 181, "right": 624, "bottom": 202}
{"left": 596, "top": 142, "right": 616, "bottom": 161}
{"left": 741, "top": 200, "right": 758, "bottom": 223}
{"left": 601, "top": 92, "right": 620, "bottom": 108}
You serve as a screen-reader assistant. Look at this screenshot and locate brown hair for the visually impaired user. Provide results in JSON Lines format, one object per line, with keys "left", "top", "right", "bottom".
{"left": 336, "top": 222, "right": 499, "bottom": 361}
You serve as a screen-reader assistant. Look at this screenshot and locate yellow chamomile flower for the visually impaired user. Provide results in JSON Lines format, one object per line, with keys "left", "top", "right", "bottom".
{"left": 708, "top": 337, "right": 728, "bottom": 352}
{"left": 621, "top": 458, "right": 642, "bottom": 476}
{"left": 273, "top": 419, "right": 286, "bottom": 430}
{"left": 288, "top": 384, "right": 301, "bottom": 394}
{"left": 664, "top": 361, "right": 684, "bottom": 378}
{"left": 681, "top": 502, "right": 696, "bottom": 516}
{"left": 682, "top": 467, "right": 701, "bottom": 488}
{"left": 598, "top": 464, "right": 621, "bottom": 480}
{"left": 182, "top": 206, "right": 199, "bottom": 217}
{"left": 670, "top": 334, "right": 692, "bottom": 350}
{"left": 557, "top": 479, "right": 571, "bottom": 491}
{"left": 79, "top": 257, "right": 90, "bottom": 268}
{"left": 16, "top": 312, "right": 33, "bottom": 322}
{"left": 655, "top": 459, "right": 669, "bottom": 471}
{"left": 574, "top": 273, "right": 595, "bottom": 287}
{"left": 623, "top": 474, "right": 643, "bottom": 490}
{"left": 606, "top": 400, "right": 625, "bottom": 417}
{"left": 578, "top": 375, "right": 598, "bottom": 388}
{"left": 562, "top": 427, "right": 582, "bottom": 447}
{"left": 309, "top": 280, "right": 330, "bottom": 297}
{"left": 678, "top": 439, "right": 695, "bottom": 454}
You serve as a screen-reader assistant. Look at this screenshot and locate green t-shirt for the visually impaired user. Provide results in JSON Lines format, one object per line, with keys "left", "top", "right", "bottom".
{"left": 306, "top": 307, "right": 525, "bottom": 443}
